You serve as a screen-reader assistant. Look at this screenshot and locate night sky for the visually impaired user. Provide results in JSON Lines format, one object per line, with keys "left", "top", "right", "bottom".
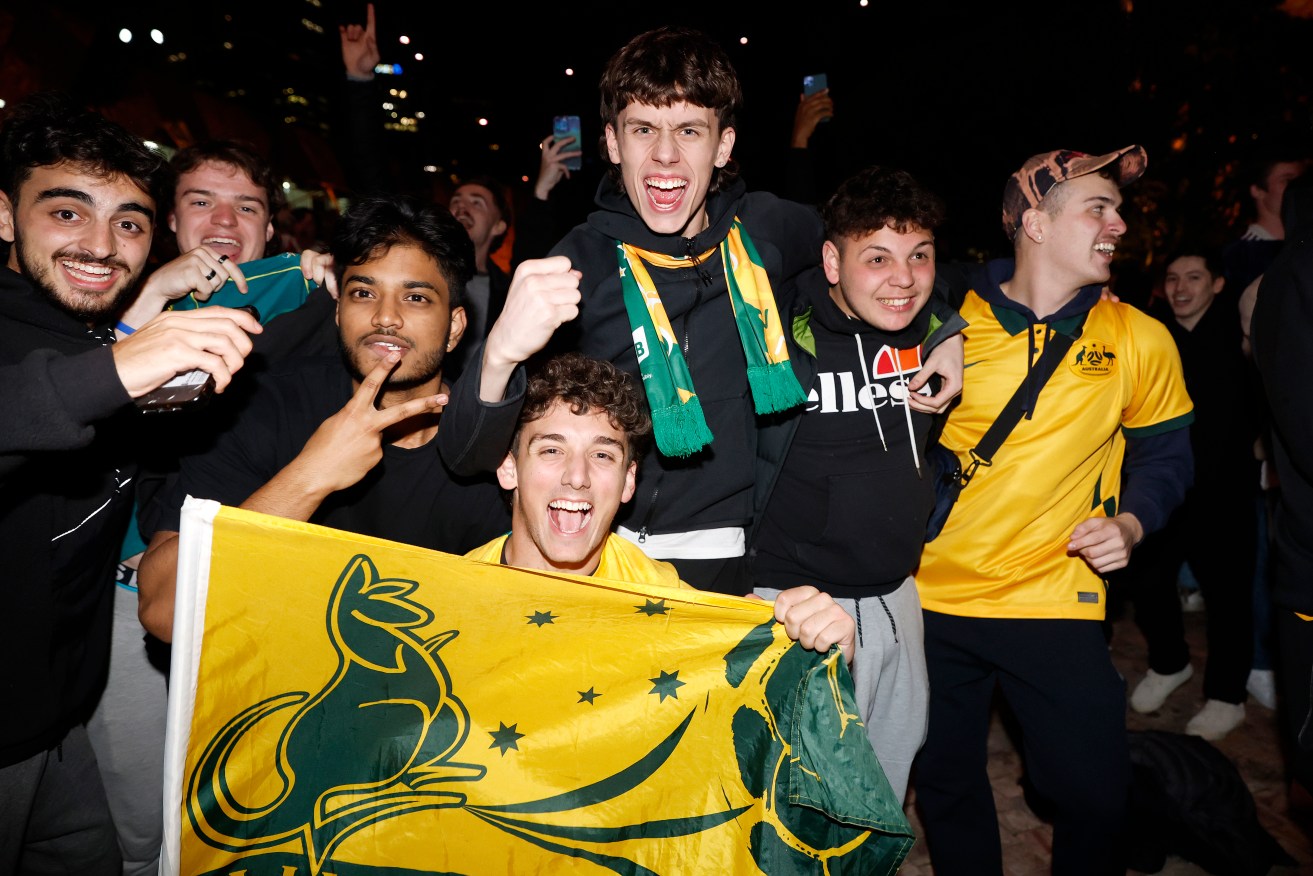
{"left": 5, "top": 0, "right": 1312, "bottom": 269}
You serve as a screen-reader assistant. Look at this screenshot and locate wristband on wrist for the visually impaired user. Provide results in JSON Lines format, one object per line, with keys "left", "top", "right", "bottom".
{"left": 116, "top": 321, "right": 137, "bottom": 335}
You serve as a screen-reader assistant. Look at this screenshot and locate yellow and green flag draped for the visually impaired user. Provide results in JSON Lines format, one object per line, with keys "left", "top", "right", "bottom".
{"left": 162, "top": 500, "right": 913, "bottom": 876}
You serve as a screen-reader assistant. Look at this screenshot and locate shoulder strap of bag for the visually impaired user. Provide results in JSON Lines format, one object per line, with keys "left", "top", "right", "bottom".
{"left": 958, "top": 318, "right": 1084, "bottom": 488}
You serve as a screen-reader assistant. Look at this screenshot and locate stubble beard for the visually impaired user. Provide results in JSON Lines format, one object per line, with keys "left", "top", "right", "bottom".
{"left": 14, "top": 226, "right": 136, "bottom": 323}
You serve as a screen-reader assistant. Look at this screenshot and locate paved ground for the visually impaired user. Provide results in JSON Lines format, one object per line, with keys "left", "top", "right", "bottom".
{"left": 897, "top": 607, "right": 1313, "bottom": 875}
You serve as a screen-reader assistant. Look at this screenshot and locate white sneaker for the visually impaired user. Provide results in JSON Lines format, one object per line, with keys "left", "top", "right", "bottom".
{"left": 1130, "top": 665, "right": 1195, "bottom": 713}
{"left": 1247, "top": 669, "right": 1278, "bottom": 710}
{"left": 1186, "top": 699, "right": 1246, "bottom": 740}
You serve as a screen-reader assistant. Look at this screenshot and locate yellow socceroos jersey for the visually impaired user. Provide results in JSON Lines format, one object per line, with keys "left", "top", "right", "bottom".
{"left": 466, "top": 534, "right": 691, "bottom": 590}
{"left": 917, "top": 291, "right": 1193, "bottom": 620}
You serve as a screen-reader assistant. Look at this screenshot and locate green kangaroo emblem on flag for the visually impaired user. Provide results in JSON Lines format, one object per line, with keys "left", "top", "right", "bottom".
{"left": 186, "top": 554, "right": 485, "bottom": 875}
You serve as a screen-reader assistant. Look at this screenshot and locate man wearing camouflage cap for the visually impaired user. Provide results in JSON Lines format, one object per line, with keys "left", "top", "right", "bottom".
{"left": 911, "top": 147, "right": 1194, "bottom": 875}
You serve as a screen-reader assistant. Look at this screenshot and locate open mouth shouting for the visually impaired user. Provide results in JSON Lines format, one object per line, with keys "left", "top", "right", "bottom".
{"left": 645, "top": 176, "right": 688, "bottom": 211}
{"left": 548, "top": 499, "right": 593, "bottom": 536}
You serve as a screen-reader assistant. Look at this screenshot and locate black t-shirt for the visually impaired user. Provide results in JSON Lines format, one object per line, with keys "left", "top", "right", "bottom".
{"left": 752, "top": 293, "right": 934, "bottom": 597}
{"left": 154, "top": 357, "right": 509, "bottom": 553}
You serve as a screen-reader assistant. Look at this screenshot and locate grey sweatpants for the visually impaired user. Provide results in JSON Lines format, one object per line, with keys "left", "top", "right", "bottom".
{"left": 755, "top": 576, "right": 929, "bottom": 803}
{"left": 86, "top": 576, "right": 168, "bottom": 876}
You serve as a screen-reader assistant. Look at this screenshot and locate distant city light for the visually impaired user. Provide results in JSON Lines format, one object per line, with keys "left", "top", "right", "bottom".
{"left": 860, "top": 0, "right": 869, "bottom": 5}
{"left": 119, "top": 28, "right": 132, "bottom": 43}
{"left": 282, "top": 181, "right": 292, "bottom": 190}
{"left": 423, "top": 165, "right": 438, "bottom": 173}
{"left": 374, "top": 63, "right": 403, "bottom": 75}
{"left": 150, "top": 29, "right": 164, "bottom": 44}
{"left": 398, "top": 90, "right": 407, "bottom": 99}
{"left": 399, "top": 35, "right": 410, "bottom": 45}
{"left": 414, "top": 52, "right": 424, "bottom": 61}
{"left": 0, "top": 99, "right": 6, "bottom": 109}
{"left": 389, "top": 88, "right": 397, "bottom": 96}
{"left": 565, "top": 68, "right": 575, "bottom": 76}
{"left": 478, "top": 118, "right": 488, "bottom": 126}
{"left": 415, "top": 111, "right": 425, "bottom": 119}
{"left": 739, "top": 36, "right": 748, "bottom": 45}
{"left": 521, "top": 175, "right": 530, "bottom": 182}
{"left": 382, "top": 102, "right": 394, "bottom": 110}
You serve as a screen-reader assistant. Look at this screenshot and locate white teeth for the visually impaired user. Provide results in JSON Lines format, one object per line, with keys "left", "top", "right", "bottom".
{"left": 878, "top": 297, "right": 913, "bottom": 306}
{"left": 1094, "top": 243, "right": 1116, "bottom": 254}
{"left": 205, "top": 237, "right": 240, "bottom": 246}
{"left": 549, "top": 500, "right": 592, "bottom": 512}
{"left": 645, "top": 177, "right": 686, "bottom": 190}
{"left": 62, "top": 260, "right": 111, "bottom": 276}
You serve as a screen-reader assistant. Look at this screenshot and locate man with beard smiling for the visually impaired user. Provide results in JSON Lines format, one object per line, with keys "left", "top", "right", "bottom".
{"left": 136, "top": 195, "right": 510, "bottom": 642}
{"left": 0, "top": 92, "right": 260, "bottom": 873}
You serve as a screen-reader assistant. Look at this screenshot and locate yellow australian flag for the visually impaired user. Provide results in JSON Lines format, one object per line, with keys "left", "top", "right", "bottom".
{"left": 162, "top": 500, "right": 913, "bottom": 876}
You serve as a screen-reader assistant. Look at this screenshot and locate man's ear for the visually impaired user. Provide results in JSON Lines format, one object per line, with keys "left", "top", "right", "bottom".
{"left": 491, "top": 218, "right": 508, "bottom": 240}
{"left": 167, "top": 212, "right": 178, "bottom": 235}
{"left": 1020, "top": 208, "right": 1047, "bottom": 244}
{"left": 446, "top": 305, "right": 468, "bottom": 353}
{"left": 496, "top": 451, "right": 519, "bottom": 491}
{"left": 821, "top": 239, "right": 842, "bottom": 286}
{"left": 1211, "top": 274, "right": 1226, "bottom": 296}
{"left": 264, "top": 219, "right": 275, "bottom": 244}
{"left": 621, "top": 460, "right": 637, "bottom": 504}
{"left": 604, "top": 124, "right": 621, "bottom": 165}
{"left": 0, "top": 190, "right": 14, "bottom": 246}
{"left": 713, "top": 126, "right": 736, "bottom": 169}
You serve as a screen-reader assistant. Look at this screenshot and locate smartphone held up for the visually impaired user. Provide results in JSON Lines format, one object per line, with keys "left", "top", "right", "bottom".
{"left": 552, "top": 115, "right": 583, "bottom": 171}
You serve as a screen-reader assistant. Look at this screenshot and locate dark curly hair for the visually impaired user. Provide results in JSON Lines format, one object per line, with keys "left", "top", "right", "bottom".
{"left": 822, "top": 166, "right": 945, "bottom": 242}
{"left": 0, "top": 91, "right": 170, "bottom": 213}
{"left": 169, "top": 139, "right": 285, "bottom": 216}
{"left": 331, "top": 195, "right": 474, "bottom": 308}
{"left": 515, "top": 353, "right": 652, "bottom": 464}
{"left": 598, "top": 26, "right": 741, "bottom": 194}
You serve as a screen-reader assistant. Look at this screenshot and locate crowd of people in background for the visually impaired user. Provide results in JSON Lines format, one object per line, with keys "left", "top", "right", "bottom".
{"left": 1, "top": 7, "right": 1312, "bottom": 876}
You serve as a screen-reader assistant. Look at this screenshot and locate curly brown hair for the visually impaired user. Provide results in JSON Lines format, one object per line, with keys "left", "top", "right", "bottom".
{"left": 822, "top": 166, "right": 945, "bottom": 242}
{"left": 515, "top": 353, "right": 652, "bottom": 464}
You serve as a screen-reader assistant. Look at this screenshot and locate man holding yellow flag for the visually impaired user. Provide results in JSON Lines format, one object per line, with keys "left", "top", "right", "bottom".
{"left": 466, "top": 351, "right": 856, "bottom": 660}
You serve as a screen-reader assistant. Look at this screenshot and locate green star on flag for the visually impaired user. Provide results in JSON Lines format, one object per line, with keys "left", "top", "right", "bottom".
{"left": 648, "top": 670, "right": 685, "bottom": 702}
{"left": 577, "top": 687, "right": 601, "bottom": 704}
{"left": 489, "top": 722, "right": 525, "bottom": 755}
{"left": 635, "top": 599, "right": 670, "bottom": 617}
{"left": 526, "top": 610, "right": 558, "bottom": 627}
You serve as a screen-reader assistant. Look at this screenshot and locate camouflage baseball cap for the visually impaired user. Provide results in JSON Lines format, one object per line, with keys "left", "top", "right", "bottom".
{"left": 1001, "top": 146, "right": 1148, "bottom": 239}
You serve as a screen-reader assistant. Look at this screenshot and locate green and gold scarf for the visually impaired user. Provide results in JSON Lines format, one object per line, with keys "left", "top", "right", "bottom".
{"left": 617, "top": 219, "right": 806, "bottom": 458}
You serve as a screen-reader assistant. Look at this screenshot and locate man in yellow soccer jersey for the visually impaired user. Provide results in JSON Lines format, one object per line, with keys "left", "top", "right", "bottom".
{"left": 466, "top": 352, "right": 855, "bottom": 662}
{"left": 912, "top": 148, "right": 1194, "bottom": 876}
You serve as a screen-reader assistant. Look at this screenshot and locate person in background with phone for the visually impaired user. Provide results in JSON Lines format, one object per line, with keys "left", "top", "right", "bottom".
{"left": 438, "top": 25, "right": 962, "bottom": 596}
{"left": 336, "top": 4, "right": 570, "bottom": 383}
{"left": 0, "top": 91, "right": 260, "bottom": 875}
{"left": 136, "top": 195, "right": 510, "bottom": 643}
{"left": 785, "top": 76, "right": 836, "bottom": 205}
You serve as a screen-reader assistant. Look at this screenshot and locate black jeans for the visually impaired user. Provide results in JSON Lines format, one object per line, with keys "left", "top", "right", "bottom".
{"left": 914, "top": 611, "right": 1129, "bottom": 876}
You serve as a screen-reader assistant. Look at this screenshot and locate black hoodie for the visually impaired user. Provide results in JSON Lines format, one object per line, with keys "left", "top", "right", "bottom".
{"left": 446, "top": 175, "right": 824, "bottom": 543}
{"left": 0, "top": 266, "right": 135, "bottom": 765}
{"left": 751, "top": 276, "right": 966, "bottom": 595}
